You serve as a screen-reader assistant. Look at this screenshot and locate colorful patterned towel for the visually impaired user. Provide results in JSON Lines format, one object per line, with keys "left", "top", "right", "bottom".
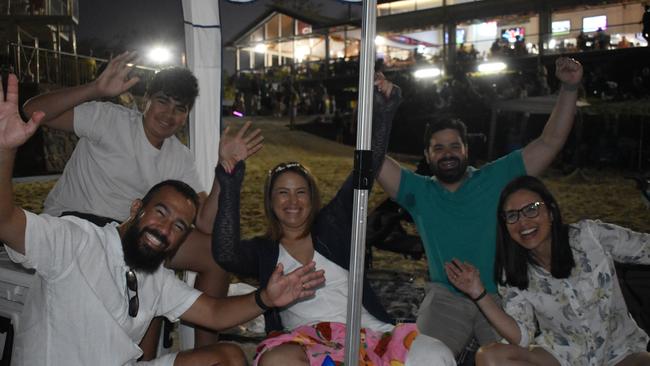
{"left": 254, "top": 322, "right": 419, "bottom": 366}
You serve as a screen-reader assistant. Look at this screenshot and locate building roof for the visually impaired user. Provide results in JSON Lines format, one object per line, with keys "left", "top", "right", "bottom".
{"left": 228, "top": 0, "right": 643, "bottom": 47}
{"left": 227, "top": 3, "right": 359, "bottom": 47}
{"left": 377, "top": 0, "right": 640, "bottom": 32}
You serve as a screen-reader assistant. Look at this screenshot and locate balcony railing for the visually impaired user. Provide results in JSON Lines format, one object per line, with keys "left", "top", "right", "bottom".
{"left": 1, "top": 0, "right": 79, "bottom": 18}
{"left": 237, "top": 20, "right": 645, "bottom": 78}
{"left": 7, "top": 42, "right": 157, "bottom": 89}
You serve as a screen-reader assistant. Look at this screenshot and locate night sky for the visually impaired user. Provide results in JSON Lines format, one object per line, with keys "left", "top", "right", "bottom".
{"left": 77, "top": 0, "right": 361, "bottom": 73}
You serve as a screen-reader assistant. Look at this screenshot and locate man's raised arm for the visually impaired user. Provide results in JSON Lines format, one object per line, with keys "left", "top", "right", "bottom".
{"left": 22, "top": 51, "right": 140, "bottom": 133}
{"left": 377, "top": 155, "right": 403, "bottom": 200}
{"left": 0, "top": 74, "right": 44, "bottom": 254}
{"left": 522, "top": 57, "right": 583, "bottom": 176}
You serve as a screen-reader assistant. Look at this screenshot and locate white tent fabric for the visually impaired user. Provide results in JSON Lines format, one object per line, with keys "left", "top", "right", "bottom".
{"left": 176, "top": 0, "right": 222, "bottom": 351}
{"left": 182, "top": 0, "right": 222, "bottom": 191}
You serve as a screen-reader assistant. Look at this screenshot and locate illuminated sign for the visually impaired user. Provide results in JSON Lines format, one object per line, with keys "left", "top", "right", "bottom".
{"left": 552, "top": 20, "right": 571, "bottom": 35}
{"left": 583, "top": 15, "right": 607, "bottom": 32}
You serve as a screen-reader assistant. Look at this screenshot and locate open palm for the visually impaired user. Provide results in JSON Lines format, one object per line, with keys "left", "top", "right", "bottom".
{"left": 94, "top": 51, "right": 140, "bottom": 97}
{"left": 445, "top": 259, "right": 484, "bottom": 299}
{"left": 265, "top": 262, "right": 325, "bottom": 308}
{"left": 219, "top": 121, "right": 264, "bottom": 173}
{"left": 0, "top": 74, "right": 43, "bottom": 150}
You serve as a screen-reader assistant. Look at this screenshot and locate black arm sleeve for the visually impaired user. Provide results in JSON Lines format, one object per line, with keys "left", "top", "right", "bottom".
{"left": 370, "top": 84, "right": 402, "bottom": 181}
{"left": 317, "top": 83, "right": 403, "bottom": 234}
{"left": 211, "top": 161, "right": 260, "bottom": 277}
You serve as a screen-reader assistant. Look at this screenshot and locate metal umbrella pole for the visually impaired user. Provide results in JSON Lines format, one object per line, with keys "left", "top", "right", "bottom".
{"left": 344, "top": 0, "right": 377, "bottom": 365}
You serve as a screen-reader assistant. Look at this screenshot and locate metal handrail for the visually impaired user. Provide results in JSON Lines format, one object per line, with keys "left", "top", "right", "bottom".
{"left": 6, "top": 43, "right": 157, "bottom": 88}
{"left": 236, "top": 19, "right": 645, "bottom": 74}
{"left": 0, "top": 0, "right": 77, "bottom": 17}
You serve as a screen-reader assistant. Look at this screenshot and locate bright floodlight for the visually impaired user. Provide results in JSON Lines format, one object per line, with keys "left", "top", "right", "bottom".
{"left": 375, "top": 36, "right": 386, "bottom": 46}
{"left": 414, "top": 67, "right": 442, "bottom": 79}
{"left": 478, "top": 62, "right": 507, "bottom": 73}
{"left": 295, "top": 46, "right": 310, "bottom": 62}
{"left": 148, "top": 46, "right": 172, "bottom": 64}
{"left": 254, "top": 43, "right": 267, "bottom": 53}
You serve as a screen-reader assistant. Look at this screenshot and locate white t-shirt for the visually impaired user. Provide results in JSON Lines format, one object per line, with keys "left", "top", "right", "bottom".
{"left": 43, "top": 101, "right": 203, "bottom": 221}
{"left": 5, "top": 211, "right": 201, "bottom": 366}
{"left": 277, "top": 245, "right": 394, "bottom": 332}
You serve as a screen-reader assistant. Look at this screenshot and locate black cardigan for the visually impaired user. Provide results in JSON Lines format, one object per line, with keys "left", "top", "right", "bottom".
{"left": 212, "top": 85, "right": 402, "bottom": 333}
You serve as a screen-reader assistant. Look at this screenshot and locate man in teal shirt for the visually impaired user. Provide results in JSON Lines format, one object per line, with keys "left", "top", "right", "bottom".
{"left": 377, "top": 57, "right": 583, "bottom": 356}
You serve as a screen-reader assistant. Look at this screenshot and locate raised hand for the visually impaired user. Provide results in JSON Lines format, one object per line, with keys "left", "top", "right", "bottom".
{"left": 219, "top": 121, "right": 264, "bottom": 173}
{"left": 444, "top": 259, "right": 485, "bottom": 300}
{"left": 263, "top": 261, "right": 325, "bottom": 308}
{"left": 555, "top": 57, "right": 583, "bottom": 87}
{"left": 0, "top": 74, "right": 43, "bottom": 150}
{"left": 94, "top": 51, "right": 140, "bottom": 98}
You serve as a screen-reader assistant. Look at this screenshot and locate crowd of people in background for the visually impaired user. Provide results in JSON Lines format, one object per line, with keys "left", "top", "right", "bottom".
{"left": 233, "top": 73, "right": 335, "bottom": 119}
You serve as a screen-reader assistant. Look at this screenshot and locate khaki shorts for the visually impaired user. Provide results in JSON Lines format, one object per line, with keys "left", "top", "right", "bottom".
{"left": 416, "top": 282, "right": 501, "bottom": 356}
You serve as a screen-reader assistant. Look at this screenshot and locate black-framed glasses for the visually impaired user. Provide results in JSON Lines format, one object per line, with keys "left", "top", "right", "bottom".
{"left": 125, "top": 269, "right": 139, "bottom": 317}
{"left": 502, "top": 201, "right": 546, "bottom": 224}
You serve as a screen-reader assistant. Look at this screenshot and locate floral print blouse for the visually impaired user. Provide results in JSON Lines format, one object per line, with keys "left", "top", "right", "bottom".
{"left": 499, "top": 219, "right": 650, "bottom": 366}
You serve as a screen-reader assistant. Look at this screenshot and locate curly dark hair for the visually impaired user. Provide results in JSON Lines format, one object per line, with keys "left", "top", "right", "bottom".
{"left": 146, "top": 67, "right": 199, "bottom": 109}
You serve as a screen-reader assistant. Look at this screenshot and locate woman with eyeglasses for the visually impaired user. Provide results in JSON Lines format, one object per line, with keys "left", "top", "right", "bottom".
{"left": 212, "top": 74, "right": 456, "bottom": 366}
{"left": 445, "top": 175, "right": 650, "bottom": 366}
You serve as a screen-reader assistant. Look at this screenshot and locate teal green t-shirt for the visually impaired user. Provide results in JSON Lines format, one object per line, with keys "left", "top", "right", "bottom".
{"left": 396, "top": 150, "right": 526, "bottom": 293}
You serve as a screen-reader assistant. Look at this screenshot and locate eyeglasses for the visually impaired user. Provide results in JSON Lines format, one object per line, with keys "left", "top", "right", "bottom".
{"left": 268, "top": 162, "right": 305, "bottom": 177}
{"left": 502, "top": 201, "right": 546, "bottom": 224}
{"left": 125, "top": 269, "right": 139, "bottom": 317}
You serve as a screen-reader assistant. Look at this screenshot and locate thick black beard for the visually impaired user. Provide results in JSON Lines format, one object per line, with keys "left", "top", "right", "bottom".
{"left": 121, "top": 217, "right": 170, "bottom": 274}
{"left": 430, "top": 156, "right": 468, "bottom": 184}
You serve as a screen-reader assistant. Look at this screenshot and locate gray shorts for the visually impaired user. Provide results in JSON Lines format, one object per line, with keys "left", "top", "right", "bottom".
{"left": 416, "top": 282, "right": 501, "bottom": 356}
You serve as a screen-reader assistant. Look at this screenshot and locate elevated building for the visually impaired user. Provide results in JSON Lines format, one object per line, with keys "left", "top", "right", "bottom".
{"left": 230, "top": 0, "right": 647, "bottom": 74}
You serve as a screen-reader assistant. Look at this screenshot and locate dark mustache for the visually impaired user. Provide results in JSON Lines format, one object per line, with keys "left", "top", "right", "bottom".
{"left": 140, "top": 228, "right": 170, "bottom": 249}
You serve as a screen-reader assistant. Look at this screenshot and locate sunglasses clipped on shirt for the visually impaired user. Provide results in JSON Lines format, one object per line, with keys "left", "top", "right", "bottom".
{"left": 125, "top": 269, "right": 139, "bottom": 317}
{"left": 502, "top": 201, "right": 546, "bottom": 224}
